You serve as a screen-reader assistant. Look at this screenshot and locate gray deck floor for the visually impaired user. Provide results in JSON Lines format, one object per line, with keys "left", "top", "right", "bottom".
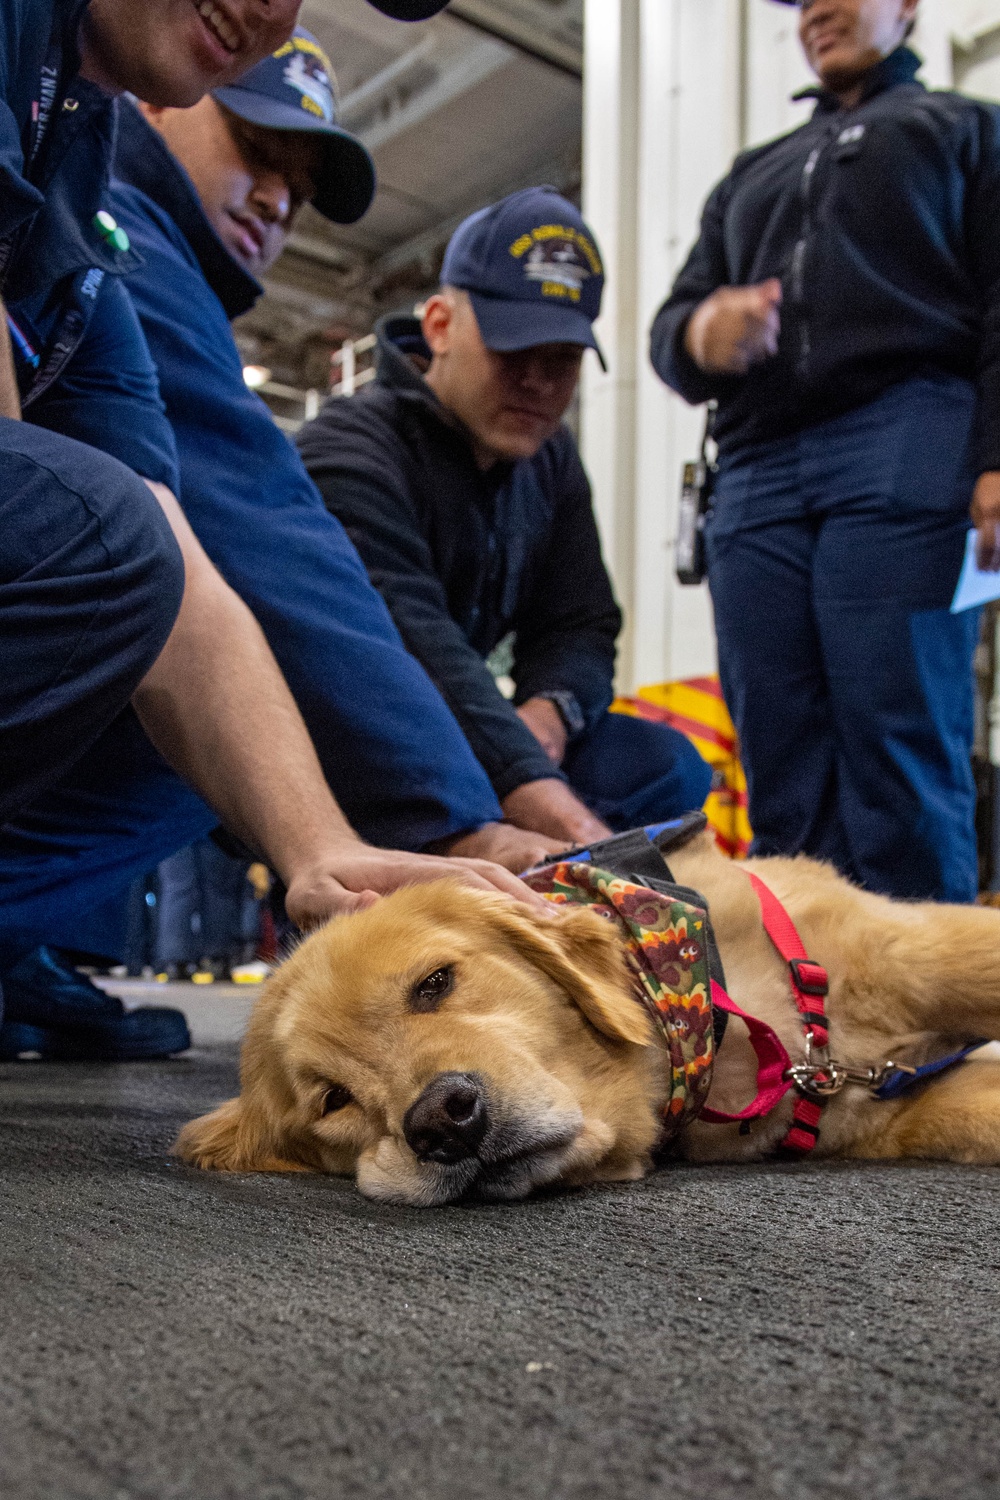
{"left": 2, "top": 983, "right": 1000, "bottom": 1499}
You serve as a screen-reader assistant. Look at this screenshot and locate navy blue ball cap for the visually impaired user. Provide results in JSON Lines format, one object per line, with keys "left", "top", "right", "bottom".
{"left": 213, "top": 28, "right": 375, "bottom": 224}
{"left": 442, "top": 187, "right": 606, "bottom": 367}
{"left": 367, "top": 0, "right": 450, "bottom": 15}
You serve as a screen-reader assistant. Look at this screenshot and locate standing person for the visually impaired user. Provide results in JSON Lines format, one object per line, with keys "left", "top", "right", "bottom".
{"left": 299, "top": 190, "right": 713, "bottom": 844}
{"left": 651, "top": 0, "right": 1000, "bottom": 903}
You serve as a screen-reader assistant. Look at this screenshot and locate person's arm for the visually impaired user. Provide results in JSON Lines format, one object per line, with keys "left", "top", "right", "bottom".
{"left": 498, "top": 779, "right": 610, "bottom": 846}
{"left": 648, "top": 174, "right": 780, "bottom": 398}
{"left": 133, "top": 485, "right": 553, "bottom": 922}
{"left": 682, "top": 279, "right": 783, "bottom": 377}
{"left": 19, "top": 276, "right": 548, "bottom": 910}
{"left": 649, "top": 177, "right": 736, "bottom": 402}
{"left": 650, "top": 172, "right": 780, "bottom": 391}
{"left": 302, "top": 414, "right": 609, "bottom": 845}
{"left": 302, "top": 413, "right": 571, "bottom": 795}
{"left": 511, "top": 438, "right": 621, "bottom": 750}
{"left": 321, "top": 466, "right": 608, "bottom": 846}
{"left": 965, "top": 106, "right": 1000, "bottom": 570}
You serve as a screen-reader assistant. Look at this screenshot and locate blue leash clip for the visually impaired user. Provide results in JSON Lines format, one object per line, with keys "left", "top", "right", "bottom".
{"left": 873, "top": 1043, "right": 986, "bottom": 1100}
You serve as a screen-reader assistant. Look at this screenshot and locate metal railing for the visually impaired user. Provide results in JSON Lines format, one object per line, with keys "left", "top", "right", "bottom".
{"left": 330, "top": 334, "right": 377, "bottom": 398}
{"left": 243, "top": 332, "right": 379, "bottom": 433}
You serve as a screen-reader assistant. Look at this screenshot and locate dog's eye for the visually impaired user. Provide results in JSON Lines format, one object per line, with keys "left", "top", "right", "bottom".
{"left": 321, "top": 1084, "right": 354, "bottom": 1115}
{"left": 409, "top": 965, "right": 454, "bottom": 1013}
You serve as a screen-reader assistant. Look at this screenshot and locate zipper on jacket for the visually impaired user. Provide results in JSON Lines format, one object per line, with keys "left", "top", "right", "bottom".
{"left": 791, "top": 144, "right": 821, "bottom": 378}
{"left": 791, "top": 125, "right": 838, "bottom": 380}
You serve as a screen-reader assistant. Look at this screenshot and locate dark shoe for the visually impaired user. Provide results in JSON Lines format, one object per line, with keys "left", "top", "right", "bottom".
{"left": 0, "top": 1007, "right": 190, "bottom": 1061}
{"left": 0, "top": 1023, "right": 48, "bottom": 1060}
{"left": 1, "top": 947, "right": 124, "bottom": 1026}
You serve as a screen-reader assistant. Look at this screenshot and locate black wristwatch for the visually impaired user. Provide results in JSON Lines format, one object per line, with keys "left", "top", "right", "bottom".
{"left": 536, "top": 690, "right": 585, "bottom": 739}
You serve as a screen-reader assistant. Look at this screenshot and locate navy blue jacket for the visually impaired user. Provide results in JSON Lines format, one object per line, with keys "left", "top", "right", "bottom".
{"left": 651, "top": 49, "right": 1000, "bottom": 470}
{"left": 297, "top": 320, "right": 622, "bottom": 800}
{"left": 109, "top": 104, "right": 504, "bottom": 850}
{"left": 0, "top": 0, "right": 178, "bottom": 487}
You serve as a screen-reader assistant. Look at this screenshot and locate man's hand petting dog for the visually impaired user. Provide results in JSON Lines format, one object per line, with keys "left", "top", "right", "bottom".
{"left": 284, "top": 839, "right": 556, "bottom": 929}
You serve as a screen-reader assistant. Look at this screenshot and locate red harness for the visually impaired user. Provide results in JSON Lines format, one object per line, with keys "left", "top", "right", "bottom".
{"left": 528, "top": 828, "right": 973, "bottom": 1154}
{"left": 699, "top": 873, "right": 833, "bottom": 1155}
{"left": 747, "top": 873, "right": 832, "bottom": 1155}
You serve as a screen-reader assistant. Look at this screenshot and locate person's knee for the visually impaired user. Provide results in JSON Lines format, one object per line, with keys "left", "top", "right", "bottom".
{"left": 1, "top": 426, "right": 185, "bottom": 670}
{"left": 670, "top": 729, "right": 715, "bottom": 806}
{"left": 0, "top": 435, "right": 187, "bottom": 825}
{"left": 625, "top": 717, "right": 714, "bottom": 813}
{"left": 566, "top": 712, "right": 713, "bottom": 823}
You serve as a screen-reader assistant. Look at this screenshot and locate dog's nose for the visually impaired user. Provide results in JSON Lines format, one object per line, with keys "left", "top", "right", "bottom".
{"left": 403, "top": 1073, "right": 489, "bottom": 1165}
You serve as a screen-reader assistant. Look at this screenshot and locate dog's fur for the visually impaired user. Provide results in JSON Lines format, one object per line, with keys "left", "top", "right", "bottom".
{"left": 175, "top": 831, "right": 1000, "bottom": 1204}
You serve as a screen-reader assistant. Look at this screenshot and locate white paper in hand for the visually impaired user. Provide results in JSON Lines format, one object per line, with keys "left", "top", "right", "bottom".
{"left": 950, "top": 529, "right": 1000, "bottom": 613}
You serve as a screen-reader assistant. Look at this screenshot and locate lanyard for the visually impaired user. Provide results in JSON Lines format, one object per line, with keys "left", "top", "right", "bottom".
{"left": 0, "top": 19, "right": 67, "bottom": 282}
{"left": 17, "top": 266, "right": 105, "bottom": 410}
{"left": 28, "top": 17, "right": 67, "bottom": 176}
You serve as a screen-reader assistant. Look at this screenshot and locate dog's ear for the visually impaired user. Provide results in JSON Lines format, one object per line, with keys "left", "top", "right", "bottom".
{"left": 490, "top": 902, "right": 652, "bottom": 1046}
{"left": 172, "top": 1097, "right": 310, "bottom": 1173}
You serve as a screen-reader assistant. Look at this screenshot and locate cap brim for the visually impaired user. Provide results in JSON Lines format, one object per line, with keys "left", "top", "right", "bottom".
{"left": 468, "top": 291, "right": 607, "bottom": 372}
{"left": 365, "top": 0, "right": 449, "bottom": 17}
{"left": 212, "top": 89, "right": 376, "bottom": 223}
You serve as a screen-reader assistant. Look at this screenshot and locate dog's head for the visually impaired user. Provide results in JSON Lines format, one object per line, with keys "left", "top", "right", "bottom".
{"left": 174, "top": 881, "right": 665, "bottom": 1204}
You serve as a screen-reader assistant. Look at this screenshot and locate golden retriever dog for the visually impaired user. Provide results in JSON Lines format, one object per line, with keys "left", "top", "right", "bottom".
{"left": 175, "top": 829, "right": 1000, "bottom": 1205}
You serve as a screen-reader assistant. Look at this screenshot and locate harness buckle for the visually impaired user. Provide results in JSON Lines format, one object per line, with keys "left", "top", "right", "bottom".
{"left": 787, "top": 1035, "right": 922, "bottom": 1101}
{"left": 788, "top": 957, "right": 829, "bottom": 997}
{"left": 785, "top": 1030, "right": 847, "bottom": 1100}
{"left": 786, "top": 1062, "right": 845, "bottom": 1099}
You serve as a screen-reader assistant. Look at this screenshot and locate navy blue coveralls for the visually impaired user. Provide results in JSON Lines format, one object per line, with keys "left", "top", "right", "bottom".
{"left": 652, "top": 49, "right": 1000, "bottom": 902}
{"left": 0, "top": 102, "right": 509, "bottom": 964}
{"left": 0, "top": 4, "right": 184, "bottom": 845}
{"left": 298, "top": 319, "right": 713, "bottom": 830}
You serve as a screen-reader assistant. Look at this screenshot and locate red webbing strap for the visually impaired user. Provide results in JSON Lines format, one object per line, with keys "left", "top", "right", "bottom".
{"left": 782, "top": 1097, "right": 824, "bottom": 1155}
{"left": 746, "top": 873, "right": 829, "bottom": 1047}
{"left": 699, "top": 981, "right": 793, "bottom": 1124}
{"left": 746, "top": 872, "right": 831, "bottom": 1157}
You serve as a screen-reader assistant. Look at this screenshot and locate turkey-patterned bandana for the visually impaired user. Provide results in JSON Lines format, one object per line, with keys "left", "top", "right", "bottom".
{"left": 523, "top": 862, "right": 715, "bottom": 1135}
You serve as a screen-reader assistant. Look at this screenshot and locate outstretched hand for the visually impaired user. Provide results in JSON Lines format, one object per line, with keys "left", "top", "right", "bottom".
{"left": 283, "top": 842, "right": 557, "bottom": 931}
{"left": 684, "top": 278, "right": 783, "bottom": 376}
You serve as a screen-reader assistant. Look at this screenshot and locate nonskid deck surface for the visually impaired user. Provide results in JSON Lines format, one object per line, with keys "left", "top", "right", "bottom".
{"left": 2, "top": 987, "right": 998, "bottom": 1500}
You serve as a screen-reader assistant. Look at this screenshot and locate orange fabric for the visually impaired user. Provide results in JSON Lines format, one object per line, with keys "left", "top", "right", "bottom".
{"left": 611, "top": 677, "right": 752, "bottom": 859}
